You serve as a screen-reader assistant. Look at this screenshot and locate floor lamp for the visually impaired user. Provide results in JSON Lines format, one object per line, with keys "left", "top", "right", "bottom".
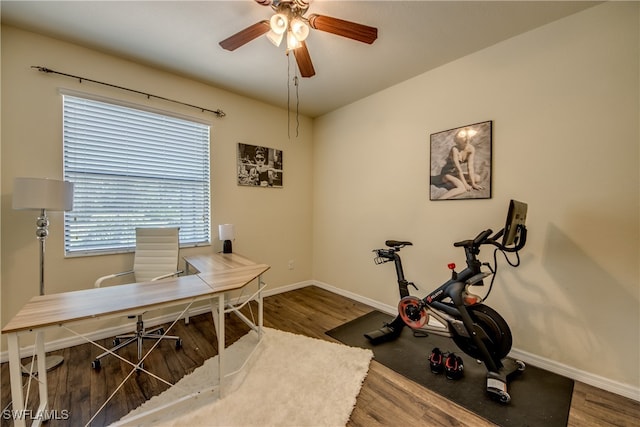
{"left": 12, "top": 177, "right": 74, "bottom": 373}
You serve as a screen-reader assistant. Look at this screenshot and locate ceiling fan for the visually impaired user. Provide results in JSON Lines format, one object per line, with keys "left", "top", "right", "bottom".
{"left": 219, "top": 0, "right": 378, "bottom": 78}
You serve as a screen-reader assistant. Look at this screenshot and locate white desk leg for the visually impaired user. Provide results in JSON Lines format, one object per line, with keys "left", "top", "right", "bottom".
{"left": 35, "top": 331, "right": 49, "bottom": 418}
{"left": 210, "top": 294, "right": 225, "bottom": 397}
{"left": 217, "top": 293, "right": 225, "bottom": 395}
{"left": 184, "top": 263, "right": 191, "bottom": 324}
{"left": 258, "top": 276, "right": 264, "bottom": 338}
{"left": 7, "top": 333, "right": 26, "bottom": 427}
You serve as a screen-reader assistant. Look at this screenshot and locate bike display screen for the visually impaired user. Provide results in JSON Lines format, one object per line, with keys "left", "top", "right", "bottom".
{"left": 502, "top": 200, "right": 527, "bottom": 247}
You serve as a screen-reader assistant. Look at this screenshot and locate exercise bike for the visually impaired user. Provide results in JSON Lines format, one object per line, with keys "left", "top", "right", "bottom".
{"left": 364, "top": 200, "right": 528, "bottom": 403}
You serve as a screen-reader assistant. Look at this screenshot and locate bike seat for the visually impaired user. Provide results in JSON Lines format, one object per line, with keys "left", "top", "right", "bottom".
{"left": 385, "top": 240, "right": 413, "bottom": 248}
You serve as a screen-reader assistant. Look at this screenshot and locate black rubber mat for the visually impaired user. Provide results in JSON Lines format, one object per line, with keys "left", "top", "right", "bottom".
{"left": 327, "top": 310, "right": 574, "bottom": 427}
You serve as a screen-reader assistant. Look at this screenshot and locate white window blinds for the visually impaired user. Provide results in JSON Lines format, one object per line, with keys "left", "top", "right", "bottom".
{"left": 62, "top": 94, "right": 211, "bottom": 255}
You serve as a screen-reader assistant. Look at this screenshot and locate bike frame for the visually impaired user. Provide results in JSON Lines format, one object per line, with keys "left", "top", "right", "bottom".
{"left": 368, "top": 222, "right": 528, "bottom": 403}
{"left": 380, "top": 238, "right": 501, "bottom": 371}
{"left": 376, "top": 226, "right": 526, "bottom": 373}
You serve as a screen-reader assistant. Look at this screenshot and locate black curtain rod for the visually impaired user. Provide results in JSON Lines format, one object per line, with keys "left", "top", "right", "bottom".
{"left": 32, "top": 66, "right": 226, "bottom": 118}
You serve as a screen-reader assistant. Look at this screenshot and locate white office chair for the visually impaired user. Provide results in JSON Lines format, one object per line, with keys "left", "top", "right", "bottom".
{"left": 91, "top": 227, "right": 183, "bottom": 369}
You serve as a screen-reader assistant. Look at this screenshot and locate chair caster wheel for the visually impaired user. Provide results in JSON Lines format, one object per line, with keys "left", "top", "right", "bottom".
{"left": 157, "top": 328, "right": 165, "bottom": 335}
{"left": 516, "top": 360, "right": 526, "bottom": 371}
{"left": 176, "top": 338, "right": 183, "bottom": 349}
{"left": 91, "top": 359, "right": 101, "bottom": 370}
{"left": 113, "top": 338, "right": 120, "bottom": 346}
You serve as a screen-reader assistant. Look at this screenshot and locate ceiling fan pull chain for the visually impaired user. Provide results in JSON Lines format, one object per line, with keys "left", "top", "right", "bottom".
{"left": 294, "top": 74, "right": 300, "bottom": 138}
{"left": 287, "top": 52, "right": 291, "bottom": 139}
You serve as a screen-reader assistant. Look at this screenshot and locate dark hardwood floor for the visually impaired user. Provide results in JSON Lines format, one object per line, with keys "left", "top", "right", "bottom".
{"left": 2, "top": 286, "right": 638, "bottom": 426}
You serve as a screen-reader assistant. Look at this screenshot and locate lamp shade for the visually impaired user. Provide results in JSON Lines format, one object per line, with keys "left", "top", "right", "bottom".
{"left": 286, "top": 30, "right": 301, "bottom": 50}
{"left": 270, "top": 13, "right": 288, "bottom": 35}
{"left": 266, "top": 30, "right": 284, "bottom": 47}
{"left": 218, "top": 224, "right": 235, "bottom": 241}
{"left": 290, "top": 18, "right": 309, "bottom": 42}
{"left": 13, "top": 177, "right": 74, "bottom": 211}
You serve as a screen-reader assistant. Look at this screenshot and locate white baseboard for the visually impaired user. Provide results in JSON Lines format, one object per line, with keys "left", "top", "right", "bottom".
{"left": 507, "top": 347, "right": 640, "bottom": 402}
{"left": 2, "top": 280, "right": 638, "bottom": 402}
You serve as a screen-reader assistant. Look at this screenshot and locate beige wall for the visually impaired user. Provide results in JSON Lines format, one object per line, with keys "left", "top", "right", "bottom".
{"left": 1, "top": 26, "right": 313, "bottom": 345}
{"left": 312, "top": 2, "right": 639, "bottom": 391}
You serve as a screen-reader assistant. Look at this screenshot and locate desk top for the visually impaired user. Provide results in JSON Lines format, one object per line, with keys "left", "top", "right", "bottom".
{"left": 184, "top": 252, "right": 263, "bottom": 273}
{"left": 2, "top": 252, "right": 269, "bottom": 334}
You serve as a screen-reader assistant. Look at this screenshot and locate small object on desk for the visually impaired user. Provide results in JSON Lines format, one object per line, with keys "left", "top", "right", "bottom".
{"left": 219, "top": 223, "right": 235, "bottom": 253}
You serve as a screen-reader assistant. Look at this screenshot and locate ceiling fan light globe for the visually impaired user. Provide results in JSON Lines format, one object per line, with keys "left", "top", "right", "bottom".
{"left": 270, "top": 13, "right": 288, "bottom": 35}
{"left": 290, "top": 18, "right": 309, "bottom": 41}
{"left": 266, "top": 30, "right": 284, "bottom": 46}
{"left": 286, "top": 30, "right": 301, "bottom": 50}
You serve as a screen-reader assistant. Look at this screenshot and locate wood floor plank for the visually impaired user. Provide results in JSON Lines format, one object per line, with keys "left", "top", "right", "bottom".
{"left": 1, "top": 286, "right": 638, "bottom": 426}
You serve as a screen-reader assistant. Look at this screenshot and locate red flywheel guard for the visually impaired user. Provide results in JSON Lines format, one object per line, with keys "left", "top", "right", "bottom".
{"left": 398, "top": 296, "right": 428, "bottom": 329}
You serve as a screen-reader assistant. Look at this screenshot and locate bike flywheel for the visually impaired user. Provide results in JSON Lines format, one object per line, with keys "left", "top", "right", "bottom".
{"left": 398, "top": 296, "right": 429, "bottom": 329}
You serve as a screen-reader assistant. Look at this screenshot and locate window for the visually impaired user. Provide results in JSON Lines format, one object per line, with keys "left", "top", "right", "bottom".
{"left": 62, "top": 94, "right": 211, "bottom": 255}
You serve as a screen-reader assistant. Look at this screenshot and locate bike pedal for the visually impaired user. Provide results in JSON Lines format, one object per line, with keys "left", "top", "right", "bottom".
{"left": 445, "top": 353, "right": 464, "bottom": 380}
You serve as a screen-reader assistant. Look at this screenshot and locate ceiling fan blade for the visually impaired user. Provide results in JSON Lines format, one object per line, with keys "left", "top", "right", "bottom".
{"left": 219, "top": 20, "right": 270, "bottom": 51}
{"left": 307, "top": 14, "right": 377, "bottom": 44}
{"left": 293, "top": 41, "right": 316, "bottom": 78}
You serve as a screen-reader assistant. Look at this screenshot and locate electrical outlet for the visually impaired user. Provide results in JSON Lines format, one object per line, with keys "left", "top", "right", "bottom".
{"left": 288, "top": 260, "right": 295, "bottom": 270}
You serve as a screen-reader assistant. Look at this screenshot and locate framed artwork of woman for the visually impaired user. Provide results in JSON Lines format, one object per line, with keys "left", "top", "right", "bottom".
{"left": 430, "top": 121, "right": 492, "bottom": 200}
{"left": 237, "top": 143, "right": 283, "bottom": 188}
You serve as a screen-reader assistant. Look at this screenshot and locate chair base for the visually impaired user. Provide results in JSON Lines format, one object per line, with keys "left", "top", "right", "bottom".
{"left": 92, "top": 315, "right": 182, "bottom": 370}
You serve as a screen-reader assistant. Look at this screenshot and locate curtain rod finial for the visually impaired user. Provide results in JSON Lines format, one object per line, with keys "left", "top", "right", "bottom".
{"left": 31, "top": 65, "right": 53, "bottom": 73}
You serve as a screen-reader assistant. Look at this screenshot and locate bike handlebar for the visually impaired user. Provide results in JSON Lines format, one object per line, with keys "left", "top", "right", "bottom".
{"left": 453, "top": 226, "right": 527, "bottom": 253}
{"left": 375, "top": 225, "right": 526, "bottom": 262}
{"left": 453, "top": 229, "right": 493, "bottom": 248}
{"left": 475, "top": 229, "right": 494, "bottom": 246}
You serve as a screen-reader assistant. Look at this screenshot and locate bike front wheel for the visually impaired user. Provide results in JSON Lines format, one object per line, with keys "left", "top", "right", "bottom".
{"left": 452, "top": 304, "right": 512, "bottom": 362}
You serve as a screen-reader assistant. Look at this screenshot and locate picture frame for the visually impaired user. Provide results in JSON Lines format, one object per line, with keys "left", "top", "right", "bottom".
{"left": 237, "top": 143, "right": 283, "bottom": 188}
{"left": 429, "top": 120, "right": 492, "bottom": 200}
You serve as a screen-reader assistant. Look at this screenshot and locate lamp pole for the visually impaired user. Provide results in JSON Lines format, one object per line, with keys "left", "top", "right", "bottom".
{"left": 36, "top": 209, "right": 48, "bottom": 296}
{"left": 13, "top": 178, "right": 74, "bottom": 374}
{"left": 23, "top": 208, "right": 65, "bottom": 374}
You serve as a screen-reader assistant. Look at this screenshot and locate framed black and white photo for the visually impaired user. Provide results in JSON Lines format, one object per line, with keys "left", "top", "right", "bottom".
{"left": 429, "top": 121, "right": 492, "bottom": 200}
{"left": 237, "top": 143, "right": 283, "bottom": 188}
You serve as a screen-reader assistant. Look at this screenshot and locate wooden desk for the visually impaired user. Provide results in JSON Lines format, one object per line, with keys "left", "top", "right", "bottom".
{"left": 184, "top": 252, "right": 263, "bottom": 274}
{"left": 2, "top": 252, "right": 269, "bottom": 427}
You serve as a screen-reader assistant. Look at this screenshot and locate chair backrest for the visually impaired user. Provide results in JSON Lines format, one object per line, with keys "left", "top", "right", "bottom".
{"left": 133, "top": 227, "right": 180, "bottom": 282}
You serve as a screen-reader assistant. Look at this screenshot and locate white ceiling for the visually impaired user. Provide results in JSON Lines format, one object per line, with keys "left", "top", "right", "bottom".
{"left": 1, "top": 1, "right": 599, "bottom": 118}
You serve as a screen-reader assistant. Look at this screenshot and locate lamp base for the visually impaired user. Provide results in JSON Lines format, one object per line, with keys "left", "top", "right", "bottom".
{"left": 223, "top": 240, "right": 232, "bottom": 253}
{"left": 21, "top": 355, "right": 64, "bottom": 376}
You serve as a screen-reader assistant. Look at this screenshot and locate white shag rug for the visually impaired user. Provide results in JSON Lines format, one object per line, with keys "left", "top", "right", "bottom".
{"left": 114, "top": 327, "right": 373, "bottom": 426}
